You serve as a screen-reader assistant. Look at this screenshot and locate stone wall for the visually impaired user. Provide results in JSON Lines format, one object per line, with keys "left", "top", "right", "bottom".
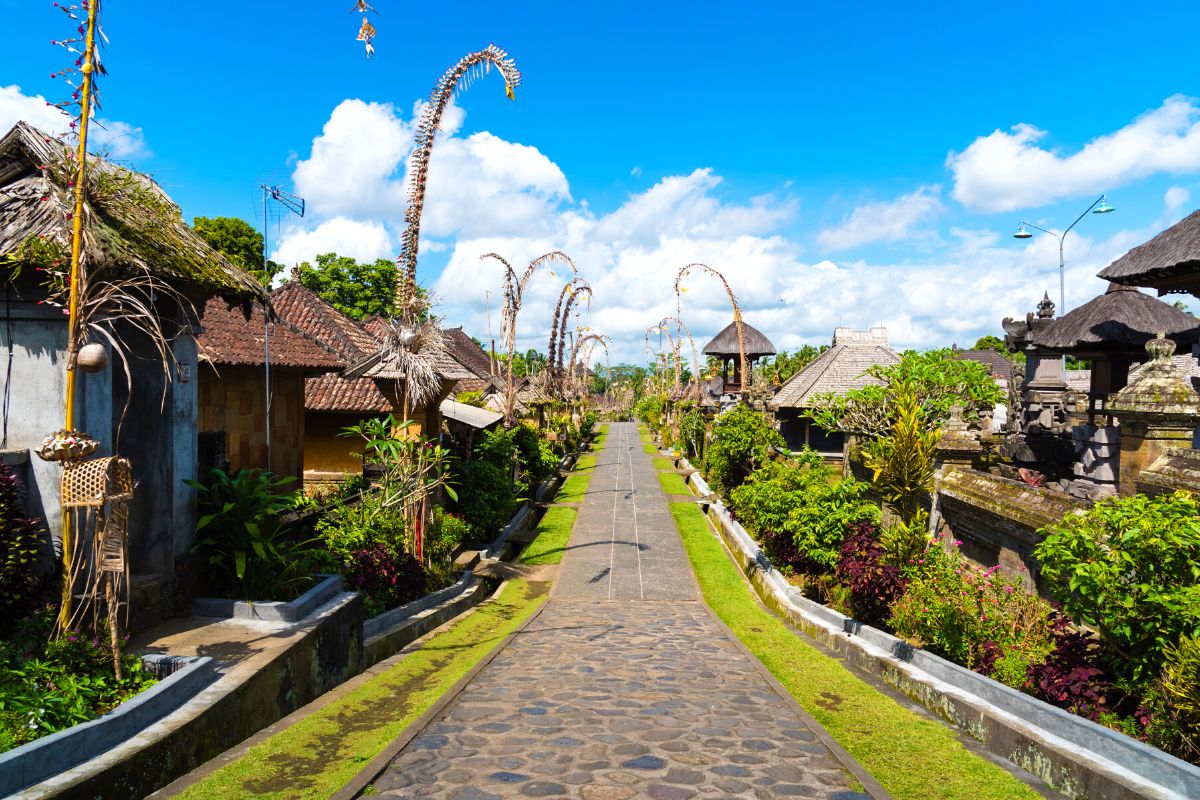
{"left": 934, "top": 466, "right": 1091, "bottom": 592}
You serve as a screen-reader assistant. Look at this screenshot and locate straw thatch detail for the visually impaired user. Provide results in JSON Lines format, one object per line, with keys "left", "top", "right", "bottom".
{"left": 1098, "top": 209, "right": 1200, "bottom": 293}
{"left": 1033, "top": 282, "right": 1200, "bottom": 354}
{"left": 0, "top": 122, "right": 264, "bottom": 299}
{"left": 701, "top": 320, "right": 776, "bottom": 357}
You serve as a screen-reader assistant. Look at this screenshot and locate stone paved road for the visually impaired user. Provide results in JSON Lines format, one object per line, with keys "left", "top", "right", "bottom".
{"left": 367, "top": 422, "right": 872, "bottom": 800}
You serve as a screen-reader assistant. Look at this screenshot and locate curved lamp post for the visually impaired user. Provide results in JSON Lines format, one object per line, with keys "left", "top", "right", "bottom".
{"left": 1013, "top": 194, "right": 1115, "bottom": 314}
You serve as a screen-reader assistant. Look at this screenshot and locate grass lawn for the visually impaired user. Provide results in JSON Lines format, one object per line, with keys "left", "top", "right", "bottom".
{"left": 556, "top": 471, "right": 591, "bottom": 503}
{"left": 651, "top": 457, "right": 675, "bottom": 472}
{"left": 669, "top": 501, "right": 1042, "bottom": 800}
{"left": 575, "top": 453, "right": 597, "bottom": 472}
{"left": 174, "top": 578, "right": 549, "bottom": 800}
{"left": 642, "top": 442, "right": 658, "bottom": 454}
{"left": 657, "top": 470, "right": 690, "bottom": 495}
{"left": 518, "top": 506, "right": 578, "bottom": 565}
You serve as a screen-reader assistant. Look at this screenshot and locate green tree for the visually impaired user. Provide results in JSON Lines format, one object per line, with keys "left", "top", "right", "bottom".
{"left": 972, "top": 335, "right": 1007, "bottom": 353}
{"left": 295, "top": 253, "right": 402, "bottom": 321}
{"left": 861, "top": 381, "right": 938, "bottom": 524}
{"left": 807, "top": 348, "right": 1003, "bottom": 437}
{"left": 193, "top": 216, "right": 282, "bottom": 286}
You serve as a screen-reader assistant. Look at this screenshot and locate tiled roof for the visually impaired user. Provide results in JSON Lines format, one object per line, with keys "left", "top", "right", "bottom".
{"left": 443, "top": 327, "right": 494, "bottom": 379}
{"left": 952, "top": 349, "right": 1014, "bottom": 381}
{"left": 771, "top": 337, "right": 899, "bottom": 409}
{"left": 305, "top": 373, "right": 394, "bottom": 413}
{"left": 271, "top": 281, "right": 380, "bottom": 362}
{"left": 197, "top": 297, "right": 344, "bottom": 369}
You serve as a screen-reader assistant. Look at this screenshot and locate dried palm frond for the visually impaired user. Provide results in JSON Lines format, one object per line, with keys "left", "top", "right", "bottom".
{"left": 396, "top": 45, "right": 522, "bottom": 317}
{"left": 374, "top": 317, "right": 447, "bottom": 408}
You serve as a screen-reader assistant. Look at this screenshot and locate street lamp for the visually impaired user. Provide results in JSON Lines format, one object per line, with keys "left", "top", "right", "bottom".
{"left": 1013, "top": 194, "right": 1115, "bottom": 314}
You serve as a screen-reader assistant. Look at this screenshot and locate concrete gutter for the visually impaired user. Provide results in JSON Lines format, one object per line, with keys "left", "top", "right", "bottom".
{"left": 363, "top": 574, "right": 491, "bottom": 668}
{"left": 679, "top": 458, "right": 1200, "bottom": 800}
{"left": 0, "top": 654, "right": 216, "bottom": 797}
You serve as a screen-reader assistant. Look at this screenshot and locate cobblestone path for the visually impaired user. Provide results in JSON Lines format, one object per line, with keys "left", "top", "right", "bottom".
{"left": 366, "top": 423, "right": 873, "bottom": 800}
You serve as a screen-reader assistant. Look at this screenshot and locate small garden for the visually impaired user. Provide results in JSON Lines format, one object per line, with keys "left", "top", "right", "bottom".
{"left": 658, "top": 349, "right": 1200, "bottom": 767}
{"left": 0, "top": 463, "right": 157, "bottom": 754}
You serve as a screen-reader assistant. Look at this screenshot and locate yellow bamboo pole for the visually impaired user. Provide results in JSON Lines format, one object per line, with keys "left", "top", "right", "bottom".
{"left": 59, "top": 0, "right": 100, "bottom": 631}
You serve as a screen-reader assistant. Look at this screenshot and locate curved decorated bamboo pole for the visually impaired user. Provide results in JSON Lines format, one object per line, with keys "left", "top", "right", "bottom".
{"left": 482, "top": 250, "right": 574, "bottom": 424}
{"left": 569, "top": 331, "right": 610, "bottom": 400}
{"left": 555, "top": 283, "right": 592, "bottom": 376}
{"left": 395, "top": 45, "right": 522, "bottom": 319}
{"left": 674, "top": 263, "right": 748, "bottom": 392}
{"left": 643, "top": 323, "right": 681, "bottom": 392}
{"left": 548, "top": 277, "right": 591, "bottom": 390}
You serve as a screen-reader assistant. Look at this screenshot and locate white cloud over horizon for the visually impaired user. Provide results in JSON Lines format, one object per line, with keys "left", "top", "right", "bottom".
{"left": 949, "top": 94, "right": 1200, "bottom": 212}
{"left": 272, "top": 93, "right": 1191, "bottom": 366}
{"left": 817, "top": 186, "right": 942, "bottom": 251}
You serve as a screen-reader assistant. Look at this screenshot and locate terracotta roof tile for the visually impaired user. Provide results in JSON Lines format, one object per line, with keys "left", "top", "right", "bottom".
{"left": 305, "top": 373, "right": 394, "bottom": 413}
{"left": 197, "top": 297, "right": 343, "bottom": 369}
{"left": 271, "top": 281, "right": 380, "bottom": 361}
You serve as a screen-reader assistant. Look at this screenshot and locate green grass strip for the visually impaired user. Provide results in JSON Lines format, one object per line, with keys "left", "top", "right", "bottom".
{"left": 657, "top": 470, "right": 690, "bottom": 495}
{"left": 575, "top": 453, "right": 597, "bottom": 473}
{"left": 652, "top": 457, "right": 675, "bottom": 472}
{"left": 175, "top": 579, "right": 549, "bottom": 800}
{"left": 642, "top": 442, "right": 658, "bottom": 454}
{"left": 669, "top": 502, "right": 1041, "bottom": 800}
{"left": 557, "top": 471, "right": 591, "bottom": 503}
{"left": 519, "top": 506, "right": 578, "bottom": 566}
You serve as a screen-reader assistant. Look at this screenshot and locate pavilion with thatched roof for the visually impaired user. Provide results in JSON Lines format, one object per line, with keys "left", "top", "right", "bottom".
{"left": 1033, "top": 282, "right": 1200, "bottom": 413}
{"left": 701, "top": 319, "right": 776, "bottom": 395}
{"left": 1098, "top": 209, "right": 1200, "bottom": 296}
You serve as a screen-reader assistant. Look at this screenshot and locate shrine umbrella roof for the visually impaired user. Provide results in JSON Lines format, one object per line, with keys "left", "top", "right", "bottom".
{"left": 701, "top": 320, "right": 776, "bottom": 357}
{"left": 1098, "top": 209, "right": 1200, "bottom": 296}
{"left": 1033, "top": 282, "right": 1200, "bottom": 357}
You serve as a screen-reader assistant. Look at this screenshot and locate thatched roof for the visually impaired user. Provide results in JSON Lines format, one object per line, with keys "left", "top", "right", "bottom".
{"left": 771, "top": 328, "right": 898, "bottom": 410}
{"left": 701, "top": 320, "right": 776, "bottom": 357}
{"left": 1098, "top": 209, "right": 1200, "bottom": 295}
{"left": 0, "top": 122, "right": 264, "bottom": 299}
{"left": 1033, "top": 282, "right": 1200, "bottom": 355}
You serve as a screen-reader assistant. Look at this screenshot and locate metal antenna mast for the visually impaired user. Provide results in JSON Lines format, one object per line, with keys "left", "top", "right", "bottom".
{"left": 259, "top": 184, "right": 305, "bottom": 472}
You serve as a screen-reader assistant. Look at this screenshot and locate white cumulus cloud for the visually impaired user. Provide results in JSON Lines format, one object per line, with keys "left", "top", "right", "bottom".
{"left": 0, "top": 84, "right": 150, "bottom": 159}
{"left": 817, "top": 186, "right": 942, "bottom": 251}
{"left": 949, "top": 95, "right": 1200, "bottom": 212}
{"left": 271, "top": 217, "right": 393, "bottom": 268}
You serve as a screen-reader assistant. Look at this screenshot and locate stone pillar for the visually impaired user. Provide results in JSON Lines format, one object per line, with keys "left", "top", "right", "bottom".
{"left": 1108, "top": 334, "right": 1200, "bottom": 496}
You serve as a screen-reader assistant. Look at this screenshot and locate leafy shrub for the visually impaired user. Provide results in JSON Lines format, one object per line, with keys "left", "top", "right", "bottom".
{"left": 513, "top": 423, "right": 558, "bottom": 494}
{"left": 878, "top": 511, "right": 933, "bottom": 570}
{"left": 703, "top": 404, "right": 785, "bottom": 493}
{"left": 316, "top": 492, "right": 410, "bottom": 563}
{"left": 730, "top": 454, "right": 878, "bottom": 573}
{"left": 888, "top": 549, "right": 1055, "bottom": 686}
{"left": 454, "top": 427, "right": 519, "bottom": 538}
{"left": 0, "top": 465, "right": 49, "bottom": 632}
{"left": 1035, "top": 490, "right": 1200, "bottom": 684}
{"left": 425, "top": 508, "right": 472, "bottom": 585}
{"left": 860, "top": 381, "right": 937, "bottom": 523}
{"left": 835, "top": 523, "right": 907, "bottom": 625}
{"left": 1023, "top": 616, "right": 1113, "bottom": 721}
{"left": 1143, "top": 634, "right": 1200, "bottom": 761}
{"left": 680, "top": 410, "right": 706, "bottom": 461}
{"left": 0, "top": 609, "right": 154, "bottom": 752}
{"left": 188, "top": 468, "right": 315, "bottom": 601}
{"left": 579, "top": 411, "right": 598, "bottom": 439}
{"left": 635, "top": 395, "right": 665, "bottom": 429}
{"left": 342, "top": 544, "right": 428, "bottom": 618}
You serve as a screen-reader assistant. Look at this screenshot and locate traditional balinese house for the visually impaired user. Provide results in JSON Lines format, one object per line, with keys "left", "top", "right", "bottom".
{"left": 1098, "top": 208, "right": 1200, "bottom": 297}
{"left": 195, "top": 297, "right": 343, "bottom": 485}
{"left": 271, "top": 282, "right": 473, "bottom": 485}
{"left": 770, "top": 326, "right": 898, "bottom": 457}
{"left": 0, "top": 121, "right": 265, "bottom": 609}
{"left": 439, "top": 398, "right": 503, "bottom": 460}
{"left": 701, "top": 319, "right": 776, "bottom": 395}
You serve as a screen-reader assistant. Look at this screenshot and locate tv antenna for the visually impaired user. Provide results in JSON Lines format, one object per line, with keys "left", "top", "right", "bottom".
{"left": 260, "top": 183, "right": 305, "bottom": 473}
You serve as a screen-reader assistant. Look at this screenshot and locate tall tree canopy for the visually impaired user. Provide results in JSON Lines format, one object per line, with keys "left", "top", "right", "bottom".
{"left": 295, "top": 253, "right": 403, "bottom": 321}
{"left": 192, "top": 216, "right": 281, "bottom": 286}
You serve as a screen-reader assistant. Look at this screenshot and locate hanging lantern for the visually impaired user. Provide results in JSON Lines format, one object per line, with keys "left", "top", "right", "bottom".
{"left": 76, "top": 342, "right": 109, "bottom": 373}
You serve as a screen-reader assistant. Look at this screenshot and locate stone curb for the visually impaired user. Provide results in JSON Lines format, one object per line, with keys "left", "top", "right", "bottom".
{"left": 363, "top": 571, "right": 474, "bottom": 641}
{"left": 679, "top": 458, "right": 1200, "bottom": 800}
{"left": 191, "top": 573, "right": 343, "bottom": 622}
{"left": 363, "top": 575, "right": 492, "bottom": 668}
{"left": 0, "top": 654, "right": 216, "bottom": 797}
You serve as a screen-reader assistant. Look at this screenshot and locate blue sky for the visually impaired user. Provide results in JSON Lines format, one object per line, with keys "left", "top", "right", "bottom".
{"left": 4, "top": 1, "right": 1200, "bottom": 363}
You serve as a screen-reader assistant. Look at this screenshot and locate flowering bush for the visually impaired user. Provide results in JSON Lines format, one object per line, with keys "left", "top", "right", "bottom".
{"left": 1024, "top": 615, "right": 1113, "bottom": 721}
{"left": 343, "top": 544, "right": 428, "bottom": 618}
{"left": 835, "top": 523, "right": 907, "bottom": 626}
{"left": 888, "top": 549, "right": 1055, "bottom": 687}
